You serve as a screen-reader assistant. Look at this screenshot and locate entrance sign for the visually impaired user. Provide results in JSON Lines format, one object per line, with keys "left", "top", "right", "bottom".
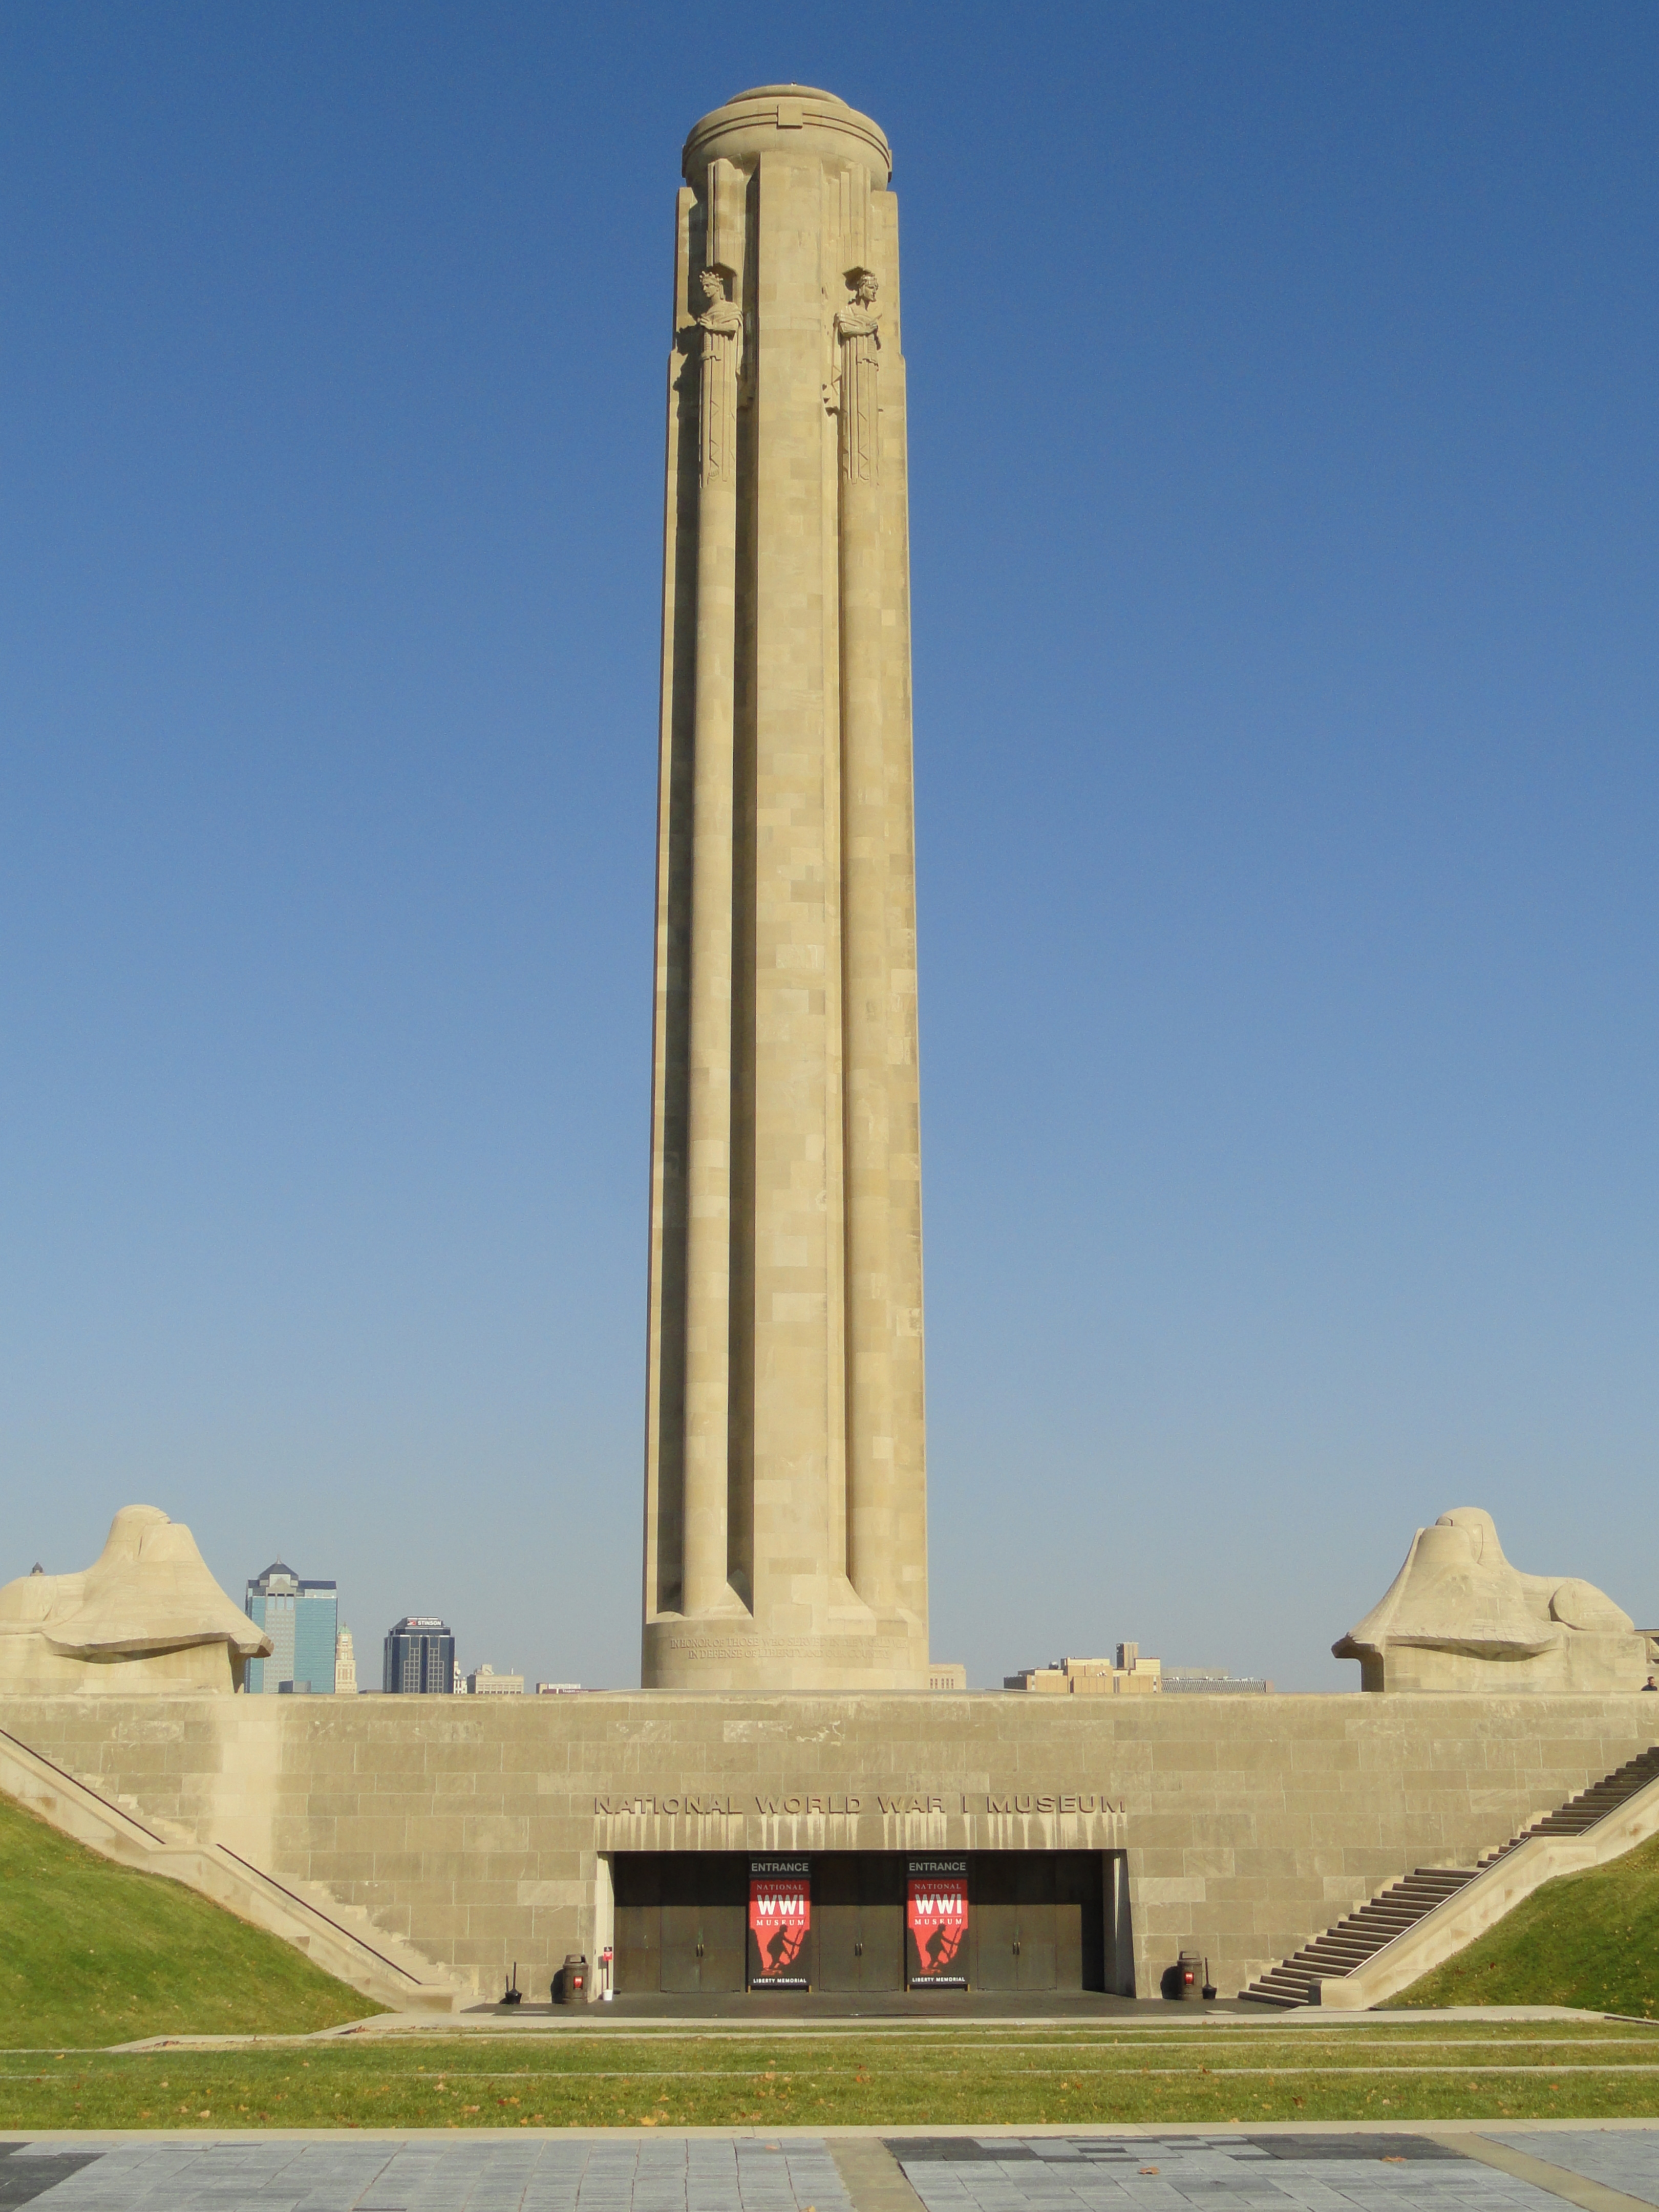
{"left": 906, "top": 1857, "right": 968, "bottom": 1987}
{"left": 748, "top": 1858, "right": 811, "bottom": 1988}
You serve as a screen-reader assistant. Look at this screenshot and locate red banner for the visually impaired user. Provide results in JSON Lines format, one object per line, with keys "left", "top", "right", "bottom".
{"left": 907, "top": 1859, "right": 968, "bottom": 1986}
{"left": 749, "top": 1861, "right": 810, "bottom": 1987}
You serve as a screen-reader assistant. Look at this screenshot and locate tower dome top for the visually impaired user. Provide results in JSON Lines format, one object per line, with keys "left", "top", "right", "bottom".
{"left": 683, "top": 85, "right": 891, "bottom": 186}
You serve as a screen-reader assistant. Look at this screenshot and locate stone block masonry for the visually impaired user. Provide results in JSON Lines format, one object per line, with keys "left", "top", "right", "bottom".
{"left": 3, "top": 1690, "right": 1654, "bottom": 2002}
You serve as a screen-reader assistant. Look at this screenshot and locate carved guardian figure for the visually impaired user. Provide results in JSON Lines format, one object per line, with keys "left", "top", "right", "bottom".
{"left": 0, "top": 1505, "right": 271, "bottom": 1695}
{"left": 1334, "top": 1506, "right": 1654, "bottom": 1692}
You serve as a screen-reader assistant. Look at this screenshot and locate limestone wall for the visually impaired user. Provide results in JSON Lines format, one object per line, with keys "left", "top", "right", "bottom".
{"left": 5, "top": 1690, "right": 1655, "bottom": 2001}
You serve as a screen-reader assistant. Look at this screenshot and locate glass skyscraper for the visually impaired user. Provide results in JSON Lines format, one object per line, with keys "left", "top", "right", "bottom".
{"left": 384, "top": 1617, "right": 455, "bottom": 1693}
{"left": 245, "top": 1561, "right": 338, "bottom": 1694}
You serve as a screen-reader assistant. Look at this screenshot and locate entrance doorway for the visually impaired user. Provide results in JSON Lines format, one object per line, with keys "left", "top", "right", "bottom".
{"left": 614, "top": 1852, "right": 746, "bottom": 1993}
{"left": 814, "top": 1853, "right": 905, "bottom": 1991}
{"left": 611, "top": 1849, "right": 1116, "bottom": 1995}
{"left": 969, "top": 1851, "right": 1102, "bottom": 1991}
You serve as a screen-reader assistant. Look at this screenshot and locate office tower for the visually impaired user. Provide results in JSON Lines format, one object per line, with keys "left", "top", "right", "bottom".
{"left": 383, "top": 1616, "right": 455, "bottom": 1694}
{"left": 244, "top": 1561, "right": 338, "bottom": 1694}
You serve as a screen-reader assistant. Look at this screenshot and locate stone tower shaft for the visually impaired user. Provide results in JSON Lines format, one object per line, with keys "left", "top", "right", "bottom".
{"left": 642, "top": 86, "right": 927, "bottom": 1691}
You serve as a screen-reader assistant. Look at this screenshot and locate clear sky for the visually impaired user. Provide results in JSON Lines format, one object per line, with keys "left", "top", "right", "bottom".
{"left": 3, "top": 2, "right": 1655, "bottom": 1694}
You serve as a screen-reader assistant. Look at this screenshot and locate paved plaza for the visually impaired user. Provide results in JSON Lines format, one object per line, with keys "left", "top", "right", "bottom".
{"left": 0, "top": 2138, "right": 851, "bottom": 2212}
{"left": 2, "top": 2132, "right": 1657, "bottom": 2212}
{"left": 1489, "top": 2132, "right": 1659, "bottom": 2205}
{"left": 890, "top": 2133, "right": 1657, "bottom": 2212}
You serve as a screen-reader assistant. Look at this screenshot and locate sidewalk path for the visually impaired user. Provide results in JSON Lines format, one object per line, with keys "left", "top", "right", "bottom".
{"left": 0, "top": 2130, "right": 1653, "bottom": 2212}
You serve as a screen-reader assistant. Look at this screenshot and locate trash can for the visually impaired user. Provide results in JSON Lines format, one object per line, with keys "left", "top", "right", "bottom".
{"left": 1177, "top": 1949, "right": 1203, "bottom": 2002}
{"left": 552, "top": 1953, "right": 588, "bottom": 2005}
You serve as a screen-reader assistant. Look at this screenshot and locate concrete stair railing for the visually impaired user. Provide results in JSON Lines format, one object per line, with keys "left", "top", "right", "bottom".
{"left": 0, "top": 1724, "right": 467, "bottom": 2015}
{"left": 1242, "top": 1743, "right": 1659, "bottom": 2009}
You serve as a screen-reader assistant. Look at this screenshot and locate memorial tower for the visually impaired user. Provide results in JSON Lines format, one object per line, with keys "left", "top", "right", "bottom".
{"left": 642, "top": 86, "right": 928, "bottom": 1690}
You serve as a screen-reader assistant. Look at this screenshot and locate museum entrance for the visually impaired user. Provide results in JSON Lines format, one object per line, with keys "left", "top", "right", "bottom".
{"left": 814, "top": 1853, "right": 905, "bottom": 1991}
{"left": 614, "top": 1853, "right": 747, "bottom": 1992}
{"left": 968, "top": 1851, "right": 1100, "bottom": 1991}
{"left": 612, "top": 1850, "right": 1116, "bottom": 1995}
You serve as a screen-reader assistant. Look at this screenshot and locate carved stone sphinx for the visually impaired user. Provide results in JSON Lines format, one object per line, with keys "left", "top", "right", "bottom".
{"left": 0, "top": 1504, "right": 271, "bottom": 1695}
{"left": 1334, "top": 1506, "right": 1654, "bottom": 1693}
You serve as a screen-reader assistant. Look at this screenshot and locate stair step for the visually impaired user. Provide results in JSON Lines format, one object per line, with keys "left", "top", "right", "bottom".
{"left": 1241, "top": 1746, "right": 1659, "bottom": 2005}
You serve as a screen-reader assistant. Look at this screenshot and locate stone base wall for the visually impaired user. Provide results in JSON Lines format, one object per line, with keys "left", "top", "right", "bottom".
{"left": 5, "top": 1690, "right": 1655, "bottom": 2001}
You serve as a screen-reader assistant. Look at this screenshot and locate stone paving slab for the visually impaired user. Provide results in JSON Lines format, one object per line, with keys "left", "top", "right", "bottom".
{"left": 0, "top": 2146, "right": 102, "bottom": 2210}
{"left": 1490, "top": 2136, "right": 1659, "bottom": 2209}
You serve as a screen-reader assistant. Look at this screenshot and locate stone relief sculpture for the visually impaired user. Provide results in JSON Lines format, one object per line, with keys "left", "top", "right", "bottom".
{"left": 692, "top": 264, "right": 744, "bottom": 485}
{"left": 694, "top": 262, "right": 744, "bottom": 339}
{"left": 826, "top": 267, "right": 881, "bottom": 482}
{"left": 0, "top": 1504, "right": 271, "bottom": 1695}
{"left": 1334, "top": 1506, "right": 1654, "bottom": 1692}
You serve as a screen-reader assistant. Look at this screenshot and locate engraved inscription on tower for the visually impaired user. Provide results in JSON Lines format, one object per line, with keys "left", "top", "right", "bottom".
{"left": 643, "top": 87, "right": 927, "bottom": 1691}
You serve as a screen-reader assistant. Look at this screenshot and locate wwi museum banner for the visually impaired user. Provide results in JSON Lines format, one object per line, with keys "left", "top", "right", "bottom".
{"left": 907, "top": 1857, "right": 968, "bottom": 1988}
{"left": 749, "top": 1859, "right": 811, "bottom": 1989}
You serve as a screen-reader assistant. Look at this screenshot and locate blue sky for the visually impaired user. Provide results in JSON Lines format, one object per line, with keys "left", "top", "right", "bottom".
{"left": 3, "top": 2, "right": 1654, "bottom": 1691}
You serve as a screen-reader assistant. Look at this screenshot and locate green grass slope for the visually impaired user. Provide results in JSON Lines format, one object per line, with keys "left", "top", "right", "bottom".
{"left": 2, "top": 2021, "right": 1656, "bottom": 2130}
{"left": 0, "top": 1789, "right": 382, "bottom": 2047}
{"left": 1387, "top": 1829, "right": 1659, "bottom": 2015}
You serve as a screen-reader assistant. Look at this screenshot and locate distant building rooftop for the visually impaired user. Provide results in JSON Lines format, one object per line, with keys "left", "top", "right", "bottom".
{"left": 1163, "top": 1668, "right": 1273, "bottom": 1694}
{"left": 1004, "top": 1644, "right": 1161, "bottom": 1695}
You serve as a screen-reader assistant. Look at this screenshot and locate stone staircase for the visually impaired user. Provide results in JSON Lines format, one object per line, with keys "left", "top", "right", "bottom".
{"left": 1242, "top": 1743, "right": 1659, "bottom": 2008}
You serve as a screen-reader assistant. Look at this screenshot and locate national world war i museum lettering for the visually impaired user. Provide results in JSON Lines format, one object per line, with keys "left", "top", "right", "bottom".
{"left": 592, "top": 1793, "right": 1124, "bottom": 1815}
{"left": 642, "top": 86, "right": 927, "bottom": 1692}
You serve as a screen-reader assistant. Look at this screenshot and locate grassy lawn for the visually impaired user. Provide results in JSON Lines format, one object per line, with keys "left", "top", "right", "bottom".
{"left": 0, "top": 1791, "right": 381, "bottom": 2048}
{"left": 1389, "top": 1831, "right": 1659, "bottom": 2015}
{"left": 3, "top": 2022, "right": 1658, "bottom": 2130}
